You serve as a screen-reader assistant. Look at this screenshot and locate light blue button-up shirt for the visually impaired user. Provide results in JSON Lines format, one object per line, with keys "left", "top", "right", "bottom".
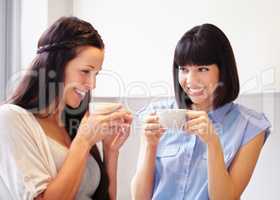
{"left": 138, "top": 99, "right": 271, "bottom": 200}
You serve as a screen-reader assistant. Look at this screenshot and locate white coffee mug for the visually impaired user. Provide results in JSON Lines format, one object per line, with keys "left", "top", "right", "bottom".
{"left": 157, "top": 109, "right": 187, "bottom": 130}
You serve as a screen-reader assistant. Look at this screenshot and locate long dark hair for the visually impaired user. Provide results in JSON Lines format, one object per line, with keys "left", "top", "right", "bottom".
{"left": 173, "top": 23, "right": 240, "bottom": 109}
{"left": 6, "top": 16, "right": 109, "bottom": 200}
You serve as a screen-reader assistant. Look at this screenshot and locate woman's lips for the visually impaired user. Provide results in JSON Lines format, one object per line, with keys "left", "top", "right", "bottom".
{"left": 74, "top": 88, "right": 86, "bottom": 100}
{"left": 187, "top": 87, "right": 205, "bottom": 97}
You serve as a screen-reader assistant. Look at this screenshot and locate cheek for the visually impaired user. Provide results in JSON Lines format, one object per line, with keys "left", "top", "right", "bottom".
{"left": 178, "top": 73, "right": 186, "bottom": 87}
{"left": 64, "top": 72, "right": 83, "bottom": 86}
{"left": 211, "top": 66, "right": 220, "bottom": 85}
{"left": 206, "top": 74, "right": 220, "bottom": 93}
{"left": 63, "top": 76, "right": 82, "bottom": 97}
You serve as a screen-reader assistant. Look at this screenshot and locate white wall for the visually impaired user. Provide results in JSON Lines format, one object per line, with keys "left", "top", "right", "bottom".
{"left": 48, "top": 0, "right": 73, "bottom": 26}
{"left": 21, "top": 0, "right": 48, "bottom": 69}
{"left": 74, "top": 0, "right": 280, "bottom": 97}
{"left": 21, "top": 0, "right": 73, "bottom": 70}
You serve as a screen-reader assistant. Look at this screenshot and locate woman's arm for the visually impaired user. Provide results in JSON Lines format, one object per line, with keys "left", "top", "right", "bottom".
{"left": 103, "top": 111, "right": 133, "bottom": 200}
{"left": 131, "top": 114, "right": 165, "bottom": 200}
{"left": 103, "top": 148, "right": 119, "bottom": 200}
{"left": 185, "top": 110, "right": 266, "bottom": 200}
{"left": 207, "top": 132, "right": 265, "bottom": 200}
{"left": 131, "top": 136, "right": 158, "bottom": 200}
{"left": 37, "top": 111, "right": 130, "bottom": 200}
{"left": 36, "top": 136, "right": 91, "bottom": 200}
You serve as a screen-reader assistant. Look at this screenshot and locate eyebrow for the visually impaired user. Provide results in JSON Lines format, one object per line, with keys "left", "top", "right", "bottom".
{"left": 84, "top": 65, "right": 102, "bottom": 74}
{"left": 179, "top": 65, "right": 209, "bottom": 68}
{"left": 85, "top": 64, "right": 96, "bottom": 69}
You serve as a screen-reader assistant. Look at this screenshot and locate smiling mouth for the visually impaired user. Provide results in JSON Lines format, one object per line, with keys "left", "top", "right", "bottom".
{"left": 74, "top": 88, "right": 87, "bottom": 99}
{"left": 187, "top": 87, "right": 205, "bottom": 96}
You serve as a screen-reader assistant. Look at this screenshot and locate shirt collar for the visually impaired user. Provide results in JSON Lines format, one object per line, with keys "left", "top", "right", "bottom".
{"left": 208, "top": 102, "right": 234, "bottom": 123}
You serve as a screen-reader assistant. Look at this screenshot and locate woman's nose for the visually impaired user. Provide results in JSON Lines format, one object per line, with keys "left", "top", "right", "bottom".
{"left": 85, "top": 74, "right": 96, "bottom": 90}
{"left": 186, "top": 70, "right": 198, "bottom": 85}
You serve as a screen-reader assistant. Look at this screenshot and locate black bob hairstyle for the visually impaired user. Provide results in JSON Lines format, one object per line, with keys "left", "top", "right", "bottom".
{"left": 173, "top": 23, "right": 240, "bottom": 109}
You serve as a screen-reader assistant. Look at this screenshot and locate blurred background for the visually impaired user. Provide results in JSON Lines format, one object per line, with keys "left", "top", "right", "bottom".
{"left": 0, "top": 0, "right": 279, "bottom": 199}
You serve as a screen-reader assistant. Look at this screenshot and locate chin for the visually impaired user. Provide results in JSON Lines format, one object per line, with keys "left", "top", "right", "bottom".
{"left": 189, "top": 95, "right": 210, "bottom": 105}
{"left": 65, "top": 99, "right": 81, "bottom": 109}
{"left": 190, "top": 98, "right": 206, "bottom": 105}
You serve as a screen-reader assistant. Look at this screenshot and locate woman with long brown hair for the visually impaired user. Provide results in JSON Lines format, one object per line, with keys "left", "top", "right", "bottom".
{"left": 0, "top": 16, "right": 132, "bottom": 200}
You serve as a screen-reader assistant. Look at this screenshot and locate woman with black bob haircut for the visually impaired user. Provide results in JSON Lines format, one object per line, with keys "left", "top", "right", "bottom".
{"left": 132, "top": 24, "right": 271, "bottom": 200}
{"left": 0, "top": 16, "right": 132, "bottom": 200}
{"left": 173, "top": 23, "right": 240, "bottom": 109}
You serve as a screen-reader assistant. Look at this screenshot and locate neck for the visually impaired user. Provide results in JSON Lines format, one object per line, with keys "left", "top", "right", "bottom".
{"left": 36, "top": 101, "right": 66, "bottom": 127}
{"left": 191, "top": 102, "right": 214, "bottom": 112}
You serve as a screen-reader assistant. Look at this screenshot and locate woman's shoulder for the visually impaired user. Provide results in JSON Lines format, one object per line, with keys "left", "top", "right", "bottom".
{"left": 0, "top": 104, "right": 35, "bottom": 134}
{"left": 233, "top": 103, "right": 271, "bottom": 143}
{"left": 0, "top": 103, "right": 30, "bottom": 119}
{"left": 0, "top": 104, "right": 44, "bottom": 148}
{"left": 233, "top": 103, "right": 269, "bottom": 123}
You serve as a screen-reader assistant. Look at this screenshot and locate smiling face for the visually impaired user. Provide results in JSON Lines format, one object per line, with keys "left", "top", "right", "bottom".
{"left": 63, "top": 46, "right": 104, "bottom": 108}
{"left": 178, "top": 64, "right": 220, "bottom": 110}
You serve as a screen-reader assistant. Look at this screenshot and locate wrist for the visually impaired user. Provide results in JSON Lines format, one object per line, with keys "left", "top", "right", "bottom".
{"left": 207, "top": 134, "right": 220, "bottom": 149}
{"left": 143, "top": 136, "right": 160, "bottom": 149}
{"left": 71, "top": 135, "right": 91, "bottom": 154}
{"left": 104, "top": 148, "right": 119, "bottom": 178}
{"left": 144, "top": 141, "right": 158, "bottom": 152}
{"left": 104, "top": 146, "right": 119, "bottom": 160}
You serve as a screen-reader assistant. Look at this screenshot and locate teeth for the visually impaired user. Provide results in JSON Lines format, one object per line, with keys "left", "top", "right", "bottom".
{"left": 188, "top": 88, "right": 204, "bottom": 93}
{"left": 75, "top": 89, "right": 86, "bottom": 97}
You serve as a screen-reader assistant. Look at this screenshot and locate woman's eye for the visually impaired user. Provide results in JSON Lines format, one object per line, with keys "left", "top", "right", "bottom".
{"left": 179, "top": 67, "right": 188, "bottom": 72}
{"left": 81, "top": 70, "right": 90, "bottom": 74}
{"left": 198, "top": 67, "right": 209, "bottom": 72}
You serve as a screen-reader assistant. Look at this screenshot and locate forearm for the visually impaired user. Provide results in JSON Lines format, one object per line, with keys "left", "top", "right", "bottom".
{"left": 207, "top": 135, "right": 236, "bottom": 200}
{"left": 131, "top": 143, "right": 157, "bottom": 200}
{"left": 41, "top": 137, "right": 91, "bottom": 200}
{"left": 104, "top": 148, "right": 119, "bottom": 200}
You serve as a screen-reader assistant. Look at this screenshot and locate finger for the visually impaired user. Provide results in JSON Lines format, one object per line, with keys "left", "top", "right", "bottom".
{"left": 121, "top": 123, "right": 131, "bottom": 134}
{"left": 114, "top": 124, "right": 131, "bottom": 138}
{"left": 143, "top": 115, "right": 159, "bottom": 123}
{"left": 84, "top": 111, "right": 89, "bottom": 117}
{"left": 108, "top": 118, "right": 125, "bottom": 127}
{"left": 186, "top": 122, "right": 207, "bottom": 133}
{"left": 111, "top": 121, "right": 132, "bottom": 134}
{"left": 118, "top": 106, "right": 131, "bottom": 112}
{"left": 155, "top": 129, "right": 165, "bottom": 137}
{"left": 124, "top": 113, "right": 133, "bottom": 124}
{"left": 143, "top": 123, "right": 162, "bottom": 131}
{"left": 98, "top": 122, "right": 111, "bottom": 134}
{"left": 116, "top": 109, "right": 131, "bottom": 117}
{"left": 186, "top": 110, "right": 206, "bottom": 119}
{"left": 101, "top": 111, "right": 128, "bottom": 122}
{"left": 102, "top": 122, "right": 122, "bottom": 137}
{"left": 185, "top": 116, "right": 206, "bottom": 127}
{"left": 145, "top": 127, "right": 165, "bottom": 135}
{"left": 145, "top": 129, "right": 162, "bottom": 137}
{"left": 119, "top": 130, "right": 130, "bottom": 141}
{"left": 81, "top": 111, "right": 90, "bottom": 124}
{"left": 93, "top": 126, "right": 110, "bottom": 138}
{"left": 114, "top": 131, "right": 129, "bottom": 147}
{"left": 108, "top": 132, "right": 122, "bottom": 147}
